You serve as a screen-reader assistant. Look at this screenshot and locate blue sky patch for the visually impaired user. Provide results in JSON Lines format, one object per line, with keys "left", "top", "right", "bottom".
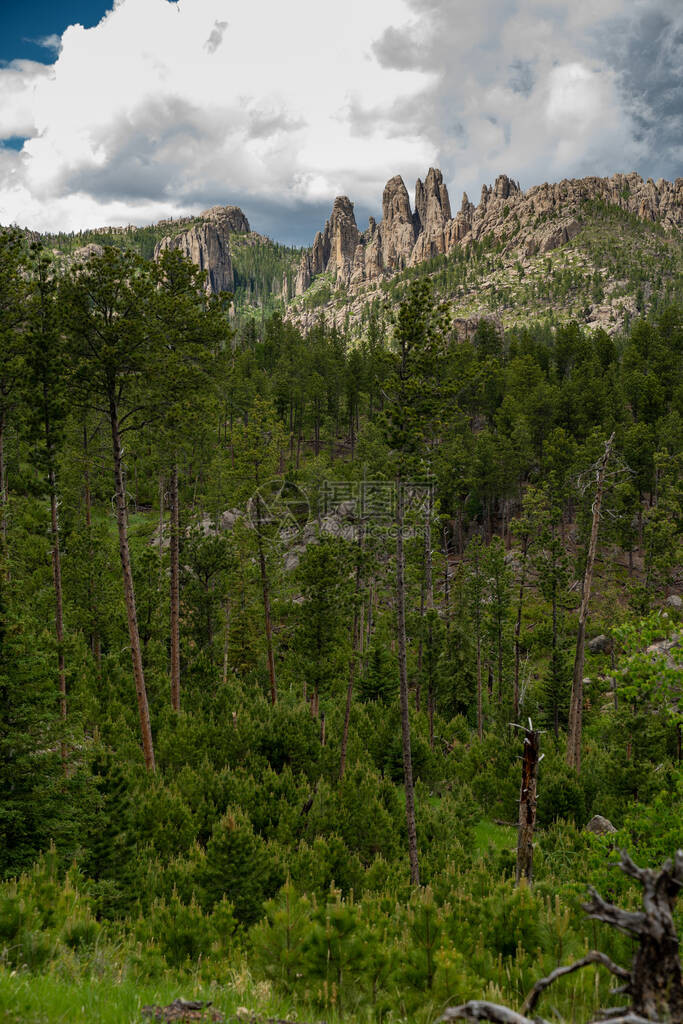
{"left": 0, "top": 1, "right": 112, "bottom": 63}
{"left": 1, "top": 137, "right": 30, "bottom": 151}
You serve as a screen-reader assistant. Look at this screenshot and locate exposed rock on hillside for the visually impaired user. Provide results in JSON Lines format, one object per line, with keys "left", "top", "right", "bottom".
{"left": 585, "top": 814, "right": 617, "bottom": 836}
{"left": 154, "top": 205, "right": 250, "bottom": 294}
{"left": 292, "top": 169, "right": 683, "bottom": 297}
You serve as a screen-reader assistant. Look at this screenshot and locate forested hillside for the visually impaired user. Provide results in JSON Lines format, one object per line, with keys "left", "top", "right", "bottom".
{"left": 0, "top": 229, "right": 681, "bottom": 1024}
{"left": 289, "top": 200, "right": 683, "bottom": 338}
{"left": 40, "top": 220, "right": 302, "bottom": 320}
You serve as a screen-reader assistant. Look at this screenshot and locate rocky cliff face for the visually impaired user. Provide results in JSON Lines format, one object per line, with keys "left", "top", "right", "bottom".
{"left": 293, "top": 169, "right": 683, "bottom": 296}
{"left": 154, "top": 205, "right": 250, "bottom": 294}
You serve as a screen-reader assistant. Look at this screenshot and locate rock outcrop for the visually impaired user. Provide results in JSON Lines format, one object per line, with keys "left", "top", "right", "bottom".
{"left": 585, "top": 815, "right": 617, "bottom": 836}
{"left": 293, "top": 169, "right": 683, "bottom": 297}
{"left": 154, "top": 205, "right": 250, "bottom": 295}
{"left": 412, "top": 167, "right": 452, "bottom": 262}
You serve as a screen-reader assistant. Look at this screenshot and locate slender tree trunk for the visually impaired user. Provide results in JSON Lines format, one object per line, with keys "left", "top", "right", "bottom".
{"left": 497, "top": 620, "right": 503, "bottom": 706}
{"left": 366, "top": 580, "right": 374, "bottom": 651}
{"left": 442, "top": 527, "right": 451, "bottom": 633}
{"left": 169, "top": 462, "right": 181, "bottom": 712}
{"left": 349, "top": 407, "right": 355, "bottom": 461}
{"left": 0, "top": 406, "right": 6, "bottom": 555}
{"left": 567, "top": 433, "right": 614, "bottom": 773}
{"left": 552, "top": 583, "right": 560, "bottom": 739}
{"left": 254, "top": 493, "right": 277, "bottom": 704}
{"left": 48, "top": 465, "right": 67, "bottom": 770}
{"left": 340, "top": 523, "right": 363, "bottom": 780}
{"left": 158, "top": 475, "right": 165, "bottom": 564}
{"left": 109, "top": 396, "right": 156, "bottom": 771}
{"left": 513, "top": 536, "right": 528, "bottom": 722}
{"left": 476, "top": 633, "right": 483, "bottom": 740}
{"left": 222, "top": 598, "right": 231, "bottom": 688}
{"left": 83, "top": 424, "right": 101, "bottom": 671}
{"left": 396, "top": 475, "right": 420, "bottom": 885}
{"left": 424, "top": 488, "right": 435, "bottom": 748}
{"left": 416, "top": 579, "right": 424, "bottom": 713}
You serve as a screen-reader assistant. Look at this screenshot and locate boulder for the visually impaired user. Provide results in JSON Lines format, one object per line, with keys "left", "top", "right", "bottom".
{"left": 666, "top": 595, "right": 682, "bottom": 610}
{"left": 585, "top": 815, "right": 617, "bottom": 836}
{"left": 72, "top": 242, "right": 105, "bottom": 261}
{"left": 219, "top": 509, "right": 242, "bottom": 531}
{"left": 588, "top": 634, "right": 614, "bottom": 655}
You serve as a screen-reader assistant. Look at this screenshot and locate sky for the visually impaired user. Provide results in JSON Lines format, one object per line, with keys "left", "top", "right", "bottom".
{"left": 0, "top": 0, "right": 681, "bottom": 244}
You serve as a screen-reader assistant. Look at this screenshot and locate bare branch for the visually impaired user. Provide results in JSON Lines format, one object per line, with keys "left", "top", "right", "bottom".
{"left": 440, "top": 1001, "right": 544, "bottom": 1024}
{"left": 583, "top": 887, "right": 648, "bottom": 936}
{"left": 618, "top": 850, "right": 649, "bottom": 884}
{"left": 588, "top": 1016, "right": 662, "bottom": 1024}
{"left": 522, "top": 951, "right": 630, "bottom": 1014}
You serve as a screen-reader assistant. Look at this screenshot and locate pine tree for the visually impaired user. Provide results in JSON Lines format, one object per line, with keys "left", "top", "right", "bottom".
{"left": 60, "top": 248, "right": 159, "bottom": 771}
{"left": 382, "top": 279, "right": 449, "bottom": 885}
{"left": 151, "top": 248, "right": 231, "bottom": 711}
{"left": 0, "top": 229, "right": 26, "bottom": 560}
{"left": 230, "top": 397, "right": 286, "bottom": 704}
{"left": 23, "top": 248, "right": 69, "bottom": 765}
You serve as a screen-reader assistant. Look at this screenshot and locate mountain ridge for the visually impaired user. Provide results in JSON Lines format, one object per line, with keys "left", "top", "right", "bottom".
{"left": 292, "top": 169, "right": 683, "bottom": 298}
{"left": 14, "top": 167, "right": 682, "bottom": 332}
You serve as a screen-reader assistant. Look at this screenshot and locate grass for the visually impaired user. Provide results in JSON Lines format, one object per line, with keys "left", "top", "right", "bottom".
{"left": 474, "top": 819, "right": 517, "bottom": 857}
{"left": 0, "top": 971, "right": 183, "bottom": 1024}
{"left": 0, "top": 966, "right": 306, "bottom": 1024}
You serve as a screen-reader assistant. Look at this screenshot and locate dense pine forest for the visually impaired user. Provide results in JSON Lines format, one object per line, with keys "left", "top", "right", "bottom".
{"left": 0, "top": 229, "right": 681, "bottom": 1024}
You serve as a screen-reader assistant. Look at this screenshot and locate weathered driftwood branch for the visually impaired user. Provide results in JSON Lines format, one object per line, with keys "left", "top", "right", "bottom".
{"left": 440, "top": 1007, "right": 661, "bottom": 1024}
{"left": 440, "top": 1001, "right": 544, "bottom": 1024}
{"left": 591, "top": 1017, "right": 661, "bottom": 1024}
{"left": 521, "top": 951, "right": 630, "bottom": 1014}
{"left": 583, "top": 849, "right": 683, "bottom": 1022}
{"left": 441, "top": 849, "right": 683, "bottom": 1024}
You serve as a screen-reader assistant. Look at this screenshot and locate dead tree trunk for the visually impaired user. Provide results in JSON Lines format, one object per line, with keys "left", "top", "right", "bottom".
{"left": 583, "top": 850, "right": 683, "bottom": 1022}
{"left": 515, "top": 724, "right": 539, "bottom": 886}
{"left": 567, "top": 433, "right": 614, "bottom": 773}
{"left": 442, "top": 849, "right": 683, "bottom": 1024}
{"left": 513, "top": 534, "right": 529, "bottom": 723}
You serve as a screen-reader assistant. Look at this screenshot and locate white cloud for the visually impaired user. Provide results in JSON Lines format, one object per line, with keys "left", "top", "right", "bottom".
{"left": 0, "top": 60, "right": 53, "bottom": 140}
{"left": 0, "top": 0, "right": 679, "bottom": 241}
{"left": 0, "top": 0, "right": 434, "bottom": 234}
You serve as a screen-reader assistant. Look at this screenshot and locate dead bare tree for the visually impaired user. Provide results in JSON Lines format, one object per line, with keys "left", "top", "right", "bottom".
{"left": 441, "top": 849, "right": 683, "bottom": 1024}
{"left": 567, "top": 433, "right": 615, "bottom": 773}
{"left": 515, "top": 722, "right": 541, "bottom": 886}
